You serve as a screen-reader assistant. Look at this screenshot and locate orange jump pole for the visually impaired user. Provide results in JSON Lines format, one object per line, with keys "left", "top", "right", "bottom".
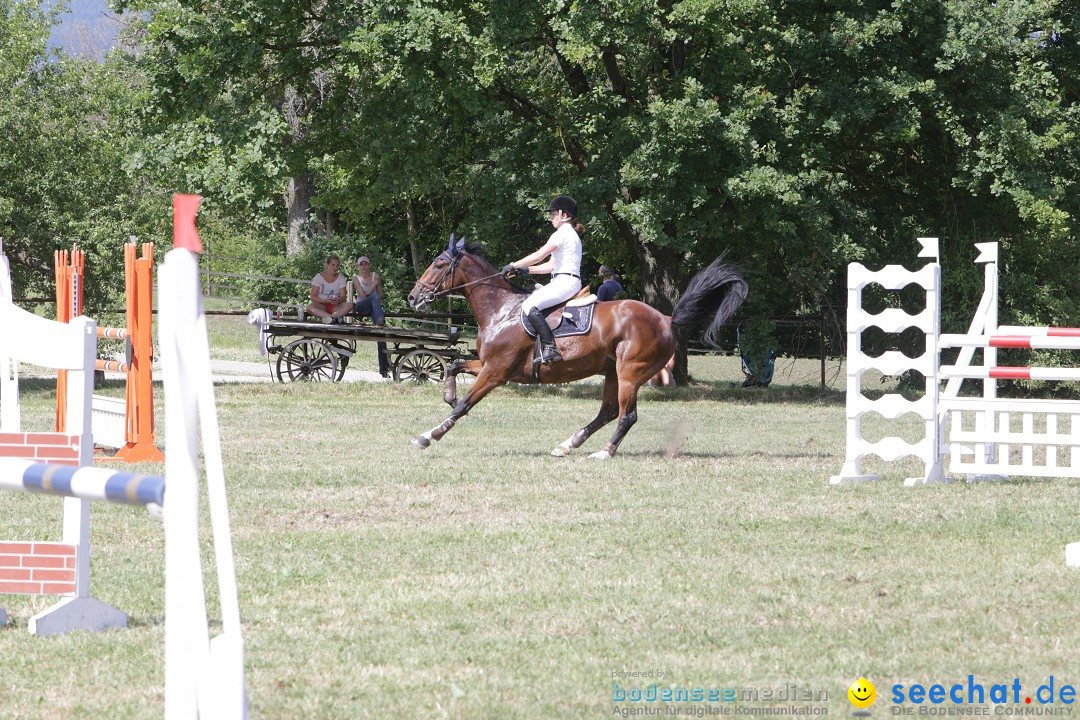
{"left": 54, "top": 245, "right": 84, "bottom": 433}
{"left": 110, "top": 241, "right": 163, "bottom": 463}
{"left": 54, "top": 241, "right": 163, "bottom": 463}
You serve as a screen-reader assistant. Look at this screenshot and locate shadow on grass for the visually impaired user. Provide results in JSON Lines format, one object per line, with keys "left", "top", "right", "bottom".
{"left": 508, "top": 447, "right": 837, "bottom": 461}
{"left": 499, "top": 380, "right": 844, "bottom": 405}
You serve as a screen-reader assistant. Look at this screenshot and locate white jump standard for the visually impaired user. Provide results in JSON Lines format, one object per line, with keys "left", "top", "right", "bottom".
{"left": 0, "top": 198, "right": 248, "bottom": 718}
{"left": 826, "top": 238, "right": 1080, "bottom": 568}
{"left": 829, "top": 237, "right": 946, "bottom": 486}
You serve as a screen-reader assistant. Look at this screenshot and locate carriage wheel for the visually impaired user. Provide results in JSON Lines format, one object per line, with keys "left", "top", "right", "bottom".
{"left": 328, "top": 340, "right": 353, "bottom": 381}
{"left": 275, "top": 339, "right": 339, "bottom": 382}
{"left": 393, "top": 349, "right": 447, "bottom": 384}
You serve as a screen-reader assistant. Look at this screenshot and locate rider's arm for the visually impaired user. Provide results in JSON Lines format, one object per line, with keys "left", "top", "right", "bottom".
{"left": 509, "top": 239, "right": 559, "bottom": 271}
{"left": 528, "top": 259, "right": 554, "bottom": 275}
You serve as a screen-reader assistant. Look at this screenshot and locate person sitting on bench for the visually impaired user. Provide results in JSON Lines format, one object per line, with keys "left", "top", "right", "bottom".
{"left": 306, "top": 254, "right": 352, "bottom": 324}
{"left": 353, "top": 255, "right": 390, "bottom": 378}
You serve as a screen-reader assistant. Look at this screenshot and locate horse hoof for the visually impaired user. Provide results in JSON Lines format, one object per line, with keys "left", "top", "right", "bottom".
{"left": 588, "top": 449, "right": 612, "bottom": 460}
{"left": 551, "top": 445, "right": 570, "bottom": 457}
{"left": 412, "top": 435, "right": 431, "bottom": 449}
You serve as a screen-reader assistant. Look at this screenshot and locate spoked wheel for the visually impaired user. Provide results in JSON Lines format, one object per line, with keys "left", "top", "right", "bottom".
{"left": 327, "top": 340, "right": 354, "bottom": 381}
{"left": 393, "top": 349, "right": 447, "bottom": 384}
{"left": 275, "top": 339, "right": 339, "bottom": 382}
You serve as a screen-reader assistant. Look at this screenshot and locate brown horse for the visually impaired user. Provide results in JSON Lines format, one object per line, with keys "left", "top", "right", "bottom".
{"left": 407, "top": 237, "right": 748, "bottom": 458}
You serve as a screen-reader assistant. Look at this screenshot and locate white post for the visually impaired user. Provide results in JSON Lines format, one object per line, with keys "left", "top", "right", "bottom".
{"left": 159, "top": 248, "right": 247, "bottom": 720}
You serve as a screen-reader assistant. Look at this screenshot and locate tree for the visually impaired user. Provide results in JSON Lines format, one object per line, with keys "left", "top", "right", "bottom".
{"left": 117, "top": 0, "right": 1080, "bottom": 384}
{"left": 0, "top": 0, "right": 155, "bottom": 309}
{"left": 115, "top": 0, "right": 372, "bottom": 254}
{"left": 339, "top": 0, "right": 1080, "bottom": 378}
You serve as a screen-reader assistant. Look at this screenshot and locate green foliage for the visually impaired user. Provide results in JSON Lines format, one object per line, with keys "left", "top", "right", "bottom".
{"left": 309, "top": 0, "right": 1080, "bottom": 335}
{"left": 0, "top": 1, "right": 176, "bottom": 310}
{"left": 6, "top": 0, "right": 1080, "bottom": 368}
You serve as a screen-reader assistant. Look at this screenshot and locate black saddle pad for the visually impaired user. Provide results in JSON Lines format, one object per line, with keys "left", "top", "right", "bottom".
{"left": 520, "top": 303, "right": 595, "bottom": 338}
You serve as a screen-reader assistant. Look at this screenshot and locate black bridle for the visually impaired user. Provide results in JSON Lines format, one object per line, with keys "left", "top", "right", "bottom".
{"left": 413, "top": 249, "right": 503, "bottom": 307}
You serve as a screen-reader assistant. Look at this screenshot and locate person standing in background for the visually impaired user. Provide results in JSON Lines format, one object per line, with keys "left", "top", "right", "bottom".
{"left": 596, "top": 265, "right": 624, "bottom": 301}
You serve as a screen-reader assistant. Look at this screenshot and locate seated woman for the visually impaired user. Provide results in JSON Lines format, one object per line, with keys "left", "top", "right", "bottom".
{"left": 352, "top": 256, "right": 385, "bottom": 326}
{"left": 651, "top": 353, "right": 675, "bottom": 387}
{"left": 353, "top": 255, "right": 390, "bottom": 377}
{"left": 306, "top": 254, "right": 352, "bottom": 324}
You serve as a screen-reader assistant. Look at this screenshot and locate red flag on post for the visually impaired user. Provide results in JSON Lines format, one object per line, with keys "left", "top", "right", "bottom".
{"left": 173, "top": 194, "right": 203, "bottom": 252}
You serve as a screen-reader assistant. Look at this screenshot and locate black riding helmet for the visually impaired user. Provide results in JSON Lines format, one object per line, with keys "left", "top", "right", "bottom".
{"left": 547, "top": 195, "right": 578, "bottom": 218}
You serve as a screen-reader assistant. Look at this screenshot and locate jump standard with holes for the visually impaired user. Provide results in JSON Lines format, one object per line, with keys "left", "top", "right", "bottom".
{"left": 830, "top": 237, "right": 1080, "bottom": 566}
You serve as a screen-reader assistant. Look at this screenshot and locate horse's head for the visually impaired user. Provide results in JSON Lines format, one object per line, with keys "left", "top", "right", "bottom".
{"left": 408, "top": 234, "right": 468, "bottom": 311}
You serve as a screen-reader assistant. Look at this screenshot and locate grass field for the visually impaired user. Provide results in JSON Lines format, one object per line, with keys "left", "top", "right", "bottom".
{"left": 1, "top": 319, "right": 1079, "bottom": 719}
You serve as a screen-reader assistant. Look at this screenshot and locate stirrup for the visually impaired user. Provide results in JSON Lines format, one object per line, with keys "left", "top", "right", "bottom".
{"left": 541, "top": 344, "right": 562, "bottom": 364}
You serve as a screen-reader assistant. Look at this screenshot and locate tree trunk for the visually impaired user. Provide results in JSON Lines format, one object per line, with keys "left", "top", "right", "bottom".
{"left": 407, "top": 198, "right": 422, "bottom": 275}
{"left": 285, "top": 173, "right": 316, "bottom": 256}
{"left": 282, "top": 85, "right": 318, "bottom": 256}
{"left": 322, "top": 208, "right": 338, "bottom": 239}
{"left": 608, "top": 211, "right": 690, "bottom": 384}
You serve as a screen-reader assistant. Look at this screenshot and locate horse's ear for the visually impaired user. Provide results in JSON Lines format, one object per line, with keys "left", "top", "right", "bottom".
{"left": 456, "top": 237, "right": 466, "bottom": 253}
{"left": 448, "top": 233, "right": 456, "bottom": 252}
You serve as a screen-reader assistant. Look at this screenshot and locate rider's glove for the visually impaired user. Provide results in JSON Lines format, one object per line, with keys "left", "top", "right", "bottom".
{"left": 502, "top": 264, "right": 524, "bottom": 278}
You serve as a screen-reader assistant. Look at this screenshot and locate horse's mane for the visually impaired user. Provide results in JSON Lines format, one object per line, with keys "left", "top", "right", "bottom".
{"left": 462, "top": 241, "right": 529, "bottom": 295}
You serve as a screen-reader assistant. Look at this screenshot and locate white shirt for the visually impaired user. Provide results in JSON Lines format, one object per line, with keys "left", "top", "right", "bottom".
{"left": 549, "top": 222, "right": 582, "bottom": 276}
{"left": 311, "top": 272, "right": 346, "bottom": 302}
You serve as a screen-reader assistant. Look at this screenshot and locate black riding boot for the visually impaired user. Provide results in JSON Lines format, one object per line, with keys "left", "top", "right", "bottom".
{"left": 526, "top": 307, "right": 563, "bottom": 364}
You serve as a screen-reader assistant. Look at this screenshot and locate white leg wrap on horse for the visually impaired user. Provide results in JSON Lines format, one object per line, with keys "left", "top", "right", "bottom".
{"left": 551, "top": 440, "right": 573, "bottom": 458}
{"left": 588, "top": 449, "right": 612, "bottom": 460}
{"left": 412, "top": 430, "right": 436, "bottom": 449}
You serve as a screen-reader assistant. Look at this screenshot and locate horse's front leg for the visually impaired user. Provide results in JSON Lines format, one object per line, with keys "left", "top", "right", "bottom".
{"left": 444, "top": 359, "right": 484, "bottom": 407}
{"left": 414, "top": 367, "right": 508, "bottom": 449}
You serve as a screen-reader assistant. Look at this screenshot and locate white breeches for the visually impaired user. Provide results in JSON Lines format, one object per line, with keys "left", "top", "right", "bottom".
{"left": 520, "top": 274, "right": 583, "bottom": 314}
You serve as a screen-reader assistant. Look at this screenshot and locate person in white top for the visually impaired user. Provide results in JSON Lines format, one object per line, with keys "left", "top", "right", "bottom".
{"left": 352, "top": 255, "right": 385, "bottom": 325}
{"left": 306, "top": 254, "right": 352, "bottom": 323}
{"left": 352, "top": 255, "right": 390, "bottom": 377}
{"left": 502, "top": 195, "right": 584, "bottom": 364}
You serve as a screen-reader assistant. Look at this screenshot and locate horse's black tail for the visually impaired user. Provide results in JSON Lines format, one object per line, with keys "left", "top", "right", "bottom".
{"left": 671, "top": 255, "right": 748, "bottom": 349}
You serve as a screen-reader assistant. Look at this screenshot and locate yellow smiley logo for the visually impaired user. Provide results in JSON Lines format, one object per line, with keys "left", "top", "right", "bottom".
{"left": 848, "top": 678, "right": 876, "bottom": 709}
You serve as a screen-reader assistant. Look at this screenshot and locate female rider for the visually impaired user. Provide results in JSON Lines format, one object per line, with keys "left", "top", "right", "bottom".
{"left": 501, "top": 195, "right": 583, "bottom": 364}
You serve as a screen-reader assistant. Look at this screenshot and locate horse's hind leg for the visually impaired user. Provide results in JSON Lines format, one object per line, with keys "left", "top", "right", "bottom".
{"left": 589, "top": 377, "right": 644, "bottom": 460}
{"left": 444, "top": 359, "right": 483, "bottom": 406}
{"left": 551, "top": 371, "right": 619, "bottom": 457}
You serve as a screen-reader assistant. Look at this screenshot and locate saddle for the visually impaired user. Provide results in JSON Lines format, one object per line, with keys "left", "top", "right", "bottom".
{"left": 519, "top": 286, "right": 597, "bottom": 338}
{"left": 521, "top": 287, "right": 597, "bottom": 382}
